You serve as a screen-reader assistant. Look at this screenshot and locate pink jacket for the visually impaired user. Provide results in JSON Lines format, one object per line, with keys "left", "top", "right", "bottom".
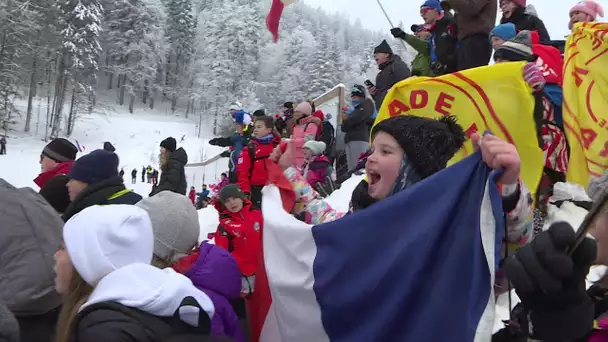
{"left": 303, "top": 154, "right": 330, "bottom": 189}
{"left": 291, "top": 115, "right": 321, "bottom": 168}
{"left": 589, "top": 319, "right": 608, "bottom": 342}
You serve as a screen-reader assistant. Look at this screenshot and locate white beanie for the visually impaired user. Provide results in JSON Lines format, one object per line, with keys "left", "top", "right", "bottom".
{"left": 303, "top": 140, "right": 326, "bottom": 156}
{"left": 136, "top": 191, "right": 200, "bottom": 262}
{"left": 229, "top": 102, "right": 242, "bottom": 111}
{"left": 63, "top": 205, "right": 154, "bottom": 286}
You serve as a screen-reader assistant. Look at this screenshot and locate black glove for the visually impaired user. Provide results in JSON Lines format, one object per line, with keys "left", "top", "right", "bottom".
{"left": 390, "top": 27, "right": 406, "bottom": 39}
{"left": 220, "top": 150, "right": 230, "bottom": 158}
{"left": 209, "top": 138, "right": 220, "bottom": 146}
{"left": 504, "top": 222, "right": 597, "bottom": 341}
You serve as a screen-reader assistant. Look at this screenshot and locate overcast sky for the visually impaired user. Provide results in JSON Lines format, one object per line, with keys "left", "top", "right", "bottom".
{"left": 301, "top": 0, "right": 608, "bottom": 40}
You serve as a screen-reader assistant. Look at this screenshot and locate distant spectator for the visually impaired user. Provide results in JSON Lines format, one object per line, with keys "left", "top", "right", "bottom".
{"left": 198, "top": 184, "right": 210, "bottom": 199}
{"left": 0, "top": 135, "right": 6, "bottom": 155}
{"left": 131, "top": 168, "right": 137, "bottom": 184}
{"left": 500, "top": 0, "right": 550, "bottom": 43}
{"left": 62, "top": 149, "right": 142, "bottom": 221}
{"left": 289, "top": 101, "right": 322, "bottom": 168}
{"left": 569, "top": 0, "right": 605, "bottom": 30}
{"left": 275, "top": 101, "right": 294, "bottom": 137}
{"left": 368, "top": 40, "right": 411, "bottom": 109}
{"left": 189, "top": 186, "right": 197, "bottom": 205}
{"left": 34, "top": 138, "right": 78, "bottom": 189}
{"left": 119, "top": 168, "right": 124, "bottom": 180}
{"left": 150, "top": 137, "right": 188, "bottom": 196}
{"left": 103, "top": 141, "right": 115, "bottom": 153}
{"left": 449, "top": 0, "right": 497, "bottom": 70}
{"left": 141, "top": 166, "right": 145, "bottom": 182}
{"left": 391, "top": 24, "right": 432, "bottom": 76}
{"left": 341, "top": 85, "right": 374, "bottom": 171}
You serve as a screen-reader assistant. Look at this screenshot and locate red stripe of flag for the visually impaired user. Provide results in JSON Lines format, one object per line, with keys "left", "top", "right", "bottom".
{"left": 266, "top": 0, "right": 295, "bottom": 43}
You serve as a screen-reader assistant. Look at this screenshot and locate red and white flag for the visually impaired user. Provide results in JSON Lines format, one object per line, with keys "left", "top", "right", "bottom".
{"left": 266, "top": 0, "right": 296, "bottom": 42}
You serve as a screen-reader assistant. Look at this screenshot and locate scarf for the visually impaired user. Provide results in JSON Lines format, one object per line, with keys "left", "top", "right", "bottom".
{"left": 256, "top": 134, "right": 275, "bottom": 144}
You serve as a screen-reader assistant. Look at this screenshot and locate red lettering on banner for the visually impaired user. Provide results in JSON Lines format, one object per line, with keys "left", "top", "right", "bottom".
{"left": 581, "top": 128, "right": 598, "bottom": 149}
{"left": 465, "top": 123, "right": 478, "bottom": 138}
{"left": 388, "top": 99, "right": 410, "bottom": 117}
{"left": 600, "top": 119, "right": 607, "bottom": 128}
{"left": 435, "top": 92, "right": 455, "bottom": 116}
{"left": 573, "top": 67, "right": 589, "bottom": 87}
{"left": 600, "top": 142, "right": 608, "bottom": 157}
{"left": 592, "top": 35, "right": 603, "bottom": 50}
{"left": 410, "top": 90, "right": 428, "bottom": 109}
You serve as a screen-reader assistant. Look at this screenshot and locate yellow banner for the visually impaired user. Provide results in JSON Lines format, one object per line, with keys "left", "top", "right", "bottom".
{"left": 563, "top": 23, "right": 608, "bottom": 186}
{"left": 373, "top": 62, "right": 544, "bottom": 197}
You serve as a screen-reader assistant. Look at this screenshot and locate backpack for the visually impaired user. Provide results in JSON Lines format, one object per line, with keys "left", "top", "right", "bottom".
{"left": 76, "top": 297, "right": 214, "bottom": 342}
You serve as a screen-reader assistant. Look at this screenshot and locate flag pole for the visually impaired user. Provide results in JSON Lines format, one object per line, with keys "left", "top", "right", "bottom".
{"left": 375, "top": 0, "right": 409, "bottom": 51}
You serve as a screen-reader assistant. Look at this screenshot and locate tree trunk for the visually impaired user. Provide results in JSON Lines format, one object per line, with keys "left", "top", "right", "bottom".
{"left": 51, "top": 55, "right": 68, "bottom": 138}
{"left": 128, "top": 79, "right": 135, "bottom": 114}
{"left": 149, "top": 90, "right": 155, "bottom": 110}
{"left": 25, "top": 43, "right": 39, "bottom": 132}
{"left": 107, "top": 70, "right": 113, "bottom": 90}
{"left": 119, "top": 75, "right": 126, "bottom": 106}
{"left": 143, "top": 79, "right": 148, "bottom": 104}
{"left": 67, "top": 87, "right": 76, "bottom": 136}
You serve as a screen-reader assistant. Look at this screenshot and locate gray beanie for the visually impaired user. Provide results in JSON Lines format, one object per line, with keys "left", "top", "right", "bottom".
{"left": 136, "top": 191, "right": 200, "bottom": 262}
{"left": 588, "top": 171, "right": 608, "bottom": 202}
{"left": 0, "top": 303, "right": 19, "bottom": 342}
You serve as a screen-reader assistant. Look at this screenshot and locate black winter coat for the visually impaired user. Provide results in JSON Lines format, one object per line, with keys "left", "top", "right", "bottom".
{"left": 70, "top": 301, "right": 226, "bottom": 342}
{"left": 430, "top": 14, "right": 459, "bottom": 75}
{"left": 341, "top": 98, "right": 374, "bottom": 143}
{"left": 62, "top": 176, "right": 142, "bottom": 221}
{"left": 150, "top": 147, "right": 188, "bottom": 196}
{"left": 500, "top": 6, "right": 550, "bottom": 43}
{"left": 373, "top": 55, "right": 411, "bottom": 109}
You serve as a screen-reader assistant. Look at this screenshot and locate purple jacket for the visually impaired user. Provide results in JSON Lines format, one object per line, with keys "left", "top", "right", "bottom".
{"left": 184, "top": 242, "right": 244, "bottom": 342}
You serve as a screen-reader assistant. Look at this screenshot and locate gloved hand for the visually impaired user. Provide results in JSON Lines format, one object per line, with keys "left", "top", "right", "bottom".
{"left": 209, "top": 138, "right": 221, "bottom": 146}
{"left": 523, "top": 62, "right": 546, "bottom": 92}
{"left": 220, "top": 150, "right": 230, "bottom": 158}
{"left": 504, "top": 222, "right": 597, "bottom": 341}
{"left": 390, "top": 27, "right": 406, "bottom": 39}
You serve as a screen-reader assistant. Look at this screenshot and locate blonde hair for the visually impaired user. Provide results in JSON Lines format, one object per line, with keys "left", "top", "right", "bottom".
{"left": 54, "top": 272, "right": 94, "bottom": 342}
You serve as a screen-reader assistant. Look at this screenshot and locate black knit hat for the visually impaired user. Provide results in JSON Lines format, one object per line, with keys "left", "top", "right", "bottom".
{"left": 103, "top": 141, "right": 116, "bottom": 152}
{"left": 39, "top": 175, "right": 71, "bottom": 213}
{"left": 253, "top": 109, "right": 266, "bottom": 117}
{"left": 494, "top": 31, "right": 534, "bottom": 62}
{"left": 372, "top": 115, "right": 465, "bottom": 179}
{"left": 42, "top": 138, "right": 78, "bottom": 163}
{"left": 282, "top": 102, "right": 294, "bottom": 110}
{"left": 69, "top": 149, "right": 119, "bottom": 185}
{"left": 219, "top": 184, "right": 246, "bottom": 204}
{"left": 160, "top": 137, "right": 177, "bottom": 152}
{"left": 351, "top": 84, "right": 366, "bottom": 97}
{"left": 374, "top": 40, "right": 393, "bottom": 54}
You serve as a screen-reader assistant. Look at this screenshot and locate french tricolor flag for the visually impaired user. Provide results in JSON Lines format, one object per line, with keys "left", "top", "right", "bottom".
{"left": 250, "top": 152, "right": 505, "bottom": 342}
{"left": 266, "top": 0, "right": 296, "bottom": 42}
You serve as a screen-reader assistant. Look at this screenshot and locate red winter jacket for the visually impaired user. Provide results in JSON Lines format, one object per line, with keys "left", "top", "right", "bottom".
{"left": 34, "top": 161, "right": 73, "bottom": 188}
{"left": 237, "top": 135, "right": 279, "bottom": 194}
{"left": 530, "top": 31, "right": 563, "bottom": 86}
{"left": 188, "top": 189, "right": 196, "bottom": 204}
{"left": 213, "top": 199, "right": 262, "bottom": 276}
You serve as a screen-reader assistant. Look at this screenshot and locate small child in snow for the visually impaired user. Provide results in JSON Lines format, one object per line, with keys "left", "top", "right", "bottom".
{"left": 302, "top": 141, "right": 331, "bottom": 189}
{"left": 188, "top": 186, "right": 196, "bottom": 205}
{"left": 213, "top": 184, "right": 262, "bottom": 299}
{"left": 237, "top": 115, "right": 279, "bottom": 209}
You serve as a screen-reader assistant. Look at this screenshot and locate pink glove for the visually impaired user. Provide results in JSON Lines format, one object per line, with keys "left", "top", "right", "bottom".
{"left": 523, "top": 62, "right": 546, "bottom": 92}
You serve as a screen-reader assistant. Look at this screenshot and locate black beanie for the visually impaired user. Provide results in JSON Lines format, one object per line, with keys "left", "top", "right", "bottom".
{"left": 282, "top": 102, "right": 294, "bottom": 110}
{"left": 103, "top": 141, "right": 116, "bottom": 152}
{"left": 372, "top": 115, "right": 465, "bottom": 179}
{"left": 351, "top": 84, "right": 366, "bottom": 97}
{"left": 374, "top": 40, "right": 393, "bottom": 54}
{"left": 42, "top": 138, "right": 78, "bottom": 163}
{"left": 160, "top": 137, "right": 177, "bottom": 152}
{"left": 253, "top": 109, "right": 266, "bottom": 117}
{"left": 219, "top": 184, "right": 246, "bottom": 204}
{"left": 68, "top": 149, "right": 119, "bottom": 185}
{"left": 39, "top": 175, "right": 71, "bottom": 213}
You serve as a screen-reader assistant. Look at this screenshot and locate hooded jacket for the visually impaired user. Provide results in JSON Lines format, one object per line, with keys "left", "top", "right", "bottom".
{"left": 530, "top": 30, "right": 563, "bottom": 86}
{"left": 62, "top": 176, "right": 142, "bottom": 222}
{"left": 449, "top": 0, "right": 497, "bottom": 40}
{"left": 341, "top": 98, "right": 374, "bottom": 143}
{"left": 213, "top": 200, "right": 262, "bottom": 276}
{"left": 303, "top": 154, "right": 331, "bottom": 189}
{"left": 172, "top": 243, "right": 245, "bottom": 342}
{"left": 237, "top": 135, "right": 280, "bottom": 194}
{"left": 500, "top": 5, "right": 551, "bottom": 43}
{"left": 373, "top": 54, "right": 411, "bottom": 109}
{"left": 151, "top": 147, "right": 188, "bottom": 196}
{"left": 0, "top": 180, "right": 63, "bottom": 342}
{"left": 34, "top": 161, "right": 73, "bottom": 188}
{"left": 71, "top": 264, "right": 216, "bottom": 342}
{"left": 291, "top": 115, "right": 322, "bottom": 168}
{"left": 400, "top": 33, "right": 432, "bottom": 77}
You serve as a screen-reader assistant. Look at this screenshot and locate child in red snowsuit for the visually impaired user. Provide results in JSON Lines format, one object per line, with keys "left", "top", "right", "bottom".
{"left": 188, "top": 186, "right": 196, "bottom": 204}
{"left": 237, "top": 116, "right": 279, "bottom": 209}
{"left": 213, "top": 184, "right": 262, "bottom": 298}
